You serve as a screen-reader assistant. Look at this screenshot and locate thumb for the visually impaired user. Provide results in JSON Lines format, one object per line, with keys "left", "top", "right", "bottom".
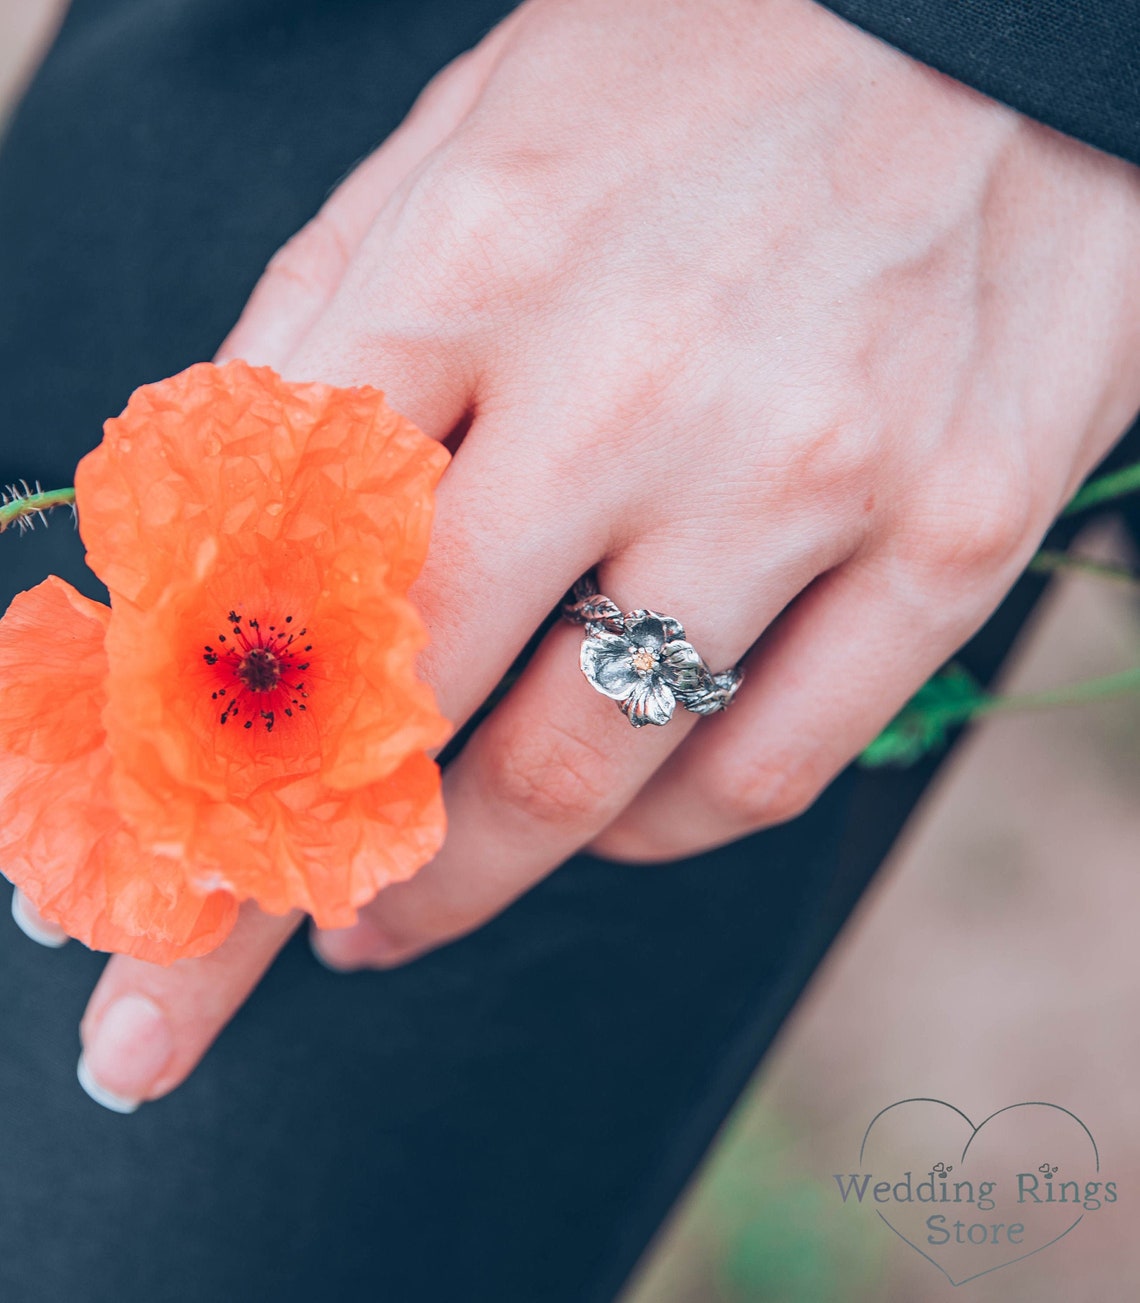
{"left": 78, "top": 904, "right": 301, "bottom": 1110}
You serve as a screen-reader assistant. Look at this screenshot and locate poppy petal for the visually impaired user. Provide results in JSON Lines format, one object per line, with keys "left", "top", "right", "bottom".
{"left": 0, "top": 579, "right": 238, "bottom": 962}
{"left": 71, "top": 362, "right": 450, "bottom": 926}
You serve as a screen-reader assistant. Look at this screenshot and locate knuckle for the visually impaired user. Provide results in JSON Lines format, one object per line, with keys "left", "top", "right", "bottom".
{"left": 611, "top": 339, "right": 697, "bottom": 431}
{"left": 765, "top": 767, "right": 826, "bottom": 825}
{"left": 477, "top": 718, "right": 617, "bottom": 828}
{"left": 407, "top": 47, "right": 479, "bottom": 119}
{"left": 915, "top": 464, "right": 1039, "bottom": 579}
{"left": 539, "top": 352, "right": 690, "bottom": 492}
{"left": 263, "top": 211, "right": 351, "bottom": 300}
{"left": 735, "top": 372, "right": 885, "bottom": 508}
{"left": 790, "top": 404, "right": 883, "bottom": 498}
{"left": 708, "top": 755, "right": 825, "bottom": 829}
{"left": 388, "top": 145, "right": 566, "bottom": 310}
{"left": 401, "top": 156, "right": 521, "bottom": 279}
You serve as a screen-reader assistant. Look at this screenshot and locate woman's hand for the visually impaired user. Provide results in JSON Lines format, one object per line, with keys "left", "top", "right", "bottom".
{"left": 67, "top": 0, "right": 1140, "bottom": 1108}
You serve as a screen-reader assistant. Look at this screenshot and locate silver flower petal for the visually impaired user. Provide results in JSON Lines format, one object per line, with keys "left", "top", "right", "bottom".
{"left": 578, "top": 594, "right": 624, "bottom": 633}
{"left": 659, "top": 638, "right": 706, "bottom": 694}
{"left": 620, "top": 674, "right": 677, "bottom": 727}
{"left": 623, "top": 612, "right": 674, "bottom": 653}
{"left": 657, "top": 614, "right": 686, "bottom": 643}
{"left": 681, "top": 668, "right": 744, "bottom": 714}
{"left": 581, "top": 633, "right": 640, "bottom": 699}
{"left": 568, "top": 583, "right": 740, "bottom": 725}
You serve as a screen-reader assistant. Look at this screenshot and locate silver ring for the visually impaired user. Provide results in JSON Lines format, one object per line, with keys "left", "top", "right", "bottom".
{"left": 562, "top": 575, "right": 744, "bottom": 727}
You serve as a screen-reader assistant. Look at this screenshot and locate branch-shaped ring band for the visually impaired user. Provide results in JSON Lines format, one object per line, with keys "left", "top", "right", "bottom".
{"left": 561, "top": 575, "right": 744, "bottom": 728}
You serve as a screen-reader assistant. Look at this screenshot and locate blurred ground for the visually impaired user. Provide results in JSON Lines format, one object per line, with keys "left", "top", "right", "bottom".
{"left": 4, "top": 10, "right": 1139, "bottom": 1301}
{"left": 0, "top": 1, "right": 63, "bottom": 125}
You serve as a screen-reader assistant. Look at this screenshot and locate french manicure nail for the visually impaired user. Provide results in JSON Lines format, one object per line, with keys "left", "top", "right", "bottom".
{"left": 77, "top": 1053, "right": 140, "bottom": 1114}
{"left": 79, "top": 994, "right": 173, "bottom": 1111}
{"left": 11, "top": 888, "right": 70, "bottom": 948}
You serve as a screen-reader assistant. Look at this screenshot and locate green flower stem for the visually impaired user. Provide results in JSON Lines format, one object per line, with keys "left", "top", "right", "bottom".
{"left": 930, "top": 666, "right": 1140, "bottom": 731}
{"left": 973, "top": 666, "right": 1140, "bottom": 717}
{"left": 0, "top": 486, "right": 76, "bottom": 534}
{"left": 1064, "top": 458, "right": 1140, "bottom": 516}
{"left": 1028, "top": 549, "right": 1140, "bottom": 588}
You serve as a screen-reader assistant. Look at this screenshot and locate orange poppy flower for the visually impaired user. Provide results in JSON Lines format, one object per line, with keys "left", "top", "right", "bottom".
{"left": 0, "top": 361, "right": 451, "bottom": 963}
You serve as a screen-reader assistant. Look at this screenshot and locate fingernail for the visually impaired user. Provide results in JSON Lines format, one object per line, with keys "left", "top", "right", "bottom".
{"left": 79, "top": 994, "right": 173, "bottom": 1111}
{"left": 11, "top": 888, "right": 70, "bottom": 948}
{"left": 309, "top": 918, "right": 394, "bottom": 972}
{"left": 308, "top": 931, "right": 354, "bottom": 971}
{"left": 77, "top": 1054, "right": 140, "bottom": 1114}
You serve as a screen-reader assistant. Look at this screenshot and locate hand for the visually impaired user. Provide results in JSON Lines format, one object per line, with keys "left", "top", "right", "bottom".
{"left": 67, "top": 0, "right": 1140, "bottom": 1108}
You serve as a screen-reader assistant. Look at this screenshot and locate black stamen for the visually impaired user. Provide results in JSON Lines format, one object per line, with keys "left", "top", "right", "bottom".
{"left": 209, "top": 606, "right": 315, "bottom": 732}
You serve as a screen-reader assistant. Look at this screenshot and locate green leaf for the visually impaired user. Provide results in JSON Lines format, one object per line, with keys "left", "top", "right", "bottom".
{"left": 859, "top": 664, "right": 990, "bottom": 768}
{"left": 1064, "top": 457, "right": 1140, "bottom": 516}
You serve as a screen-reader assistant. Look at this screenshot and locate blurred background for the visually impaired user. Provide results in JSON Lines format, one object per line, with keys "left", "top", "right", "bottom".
{"left": 5, "top": 6, "right": 1139, "bottom": 1299}
{"left": 620, "top": 516, "right": 1140, "bottom": 1302}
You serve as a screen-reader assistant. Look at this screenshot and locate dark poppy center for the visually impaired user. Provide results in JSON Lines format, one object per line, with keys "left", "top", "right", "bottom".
{"left": 202, "top": 609, "right": 312, "bottom": 733}
{"left": 237, "top": 647, "right": 282, "bottom": 693}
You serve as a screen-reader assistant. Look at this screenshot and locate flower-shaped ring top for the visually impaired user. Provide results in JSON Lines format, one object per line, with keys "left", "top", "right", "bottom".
{"left": 562, "top": 578, "right": 743, "bottom": 728}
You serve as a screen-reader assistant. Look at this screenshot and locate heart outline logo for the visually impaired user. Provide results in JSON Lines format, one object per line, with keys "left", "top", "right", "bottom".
{"left": 856, "top": 1098, "right": 1101, "bottom": 1287}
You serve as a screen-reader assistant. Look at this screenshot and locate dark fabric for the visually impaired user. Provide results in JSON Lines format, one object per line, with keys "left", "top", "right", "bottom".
{"left": 0, "top": 2, "right": 1137, "bottom": 1301}
{"left": 816, "top": 0, "right": 1140, "bottom": 167}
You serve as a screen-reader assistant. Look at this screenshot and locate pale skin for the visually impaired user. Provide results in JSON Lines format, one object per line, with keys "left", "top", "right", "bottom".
{"left": 19, "top": 0, "right": 1140, "bottom": 1106}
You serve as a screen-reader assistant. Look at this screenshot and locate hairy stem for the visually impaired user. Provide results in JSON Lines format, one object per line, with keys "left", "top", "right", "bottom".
{"left": 0, "top": 485, "right": 76, "bottom": 534}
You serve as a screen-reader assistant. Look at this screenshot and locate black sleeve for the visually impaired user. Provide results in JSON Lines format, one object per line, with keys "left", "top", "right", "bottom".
{"left": 813, "top": 0, "right": 1140, "bottom": 167}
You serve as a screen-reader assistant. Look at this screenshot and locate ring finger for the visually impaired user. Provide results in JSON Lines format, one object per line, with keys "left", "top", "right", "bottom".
{"left": 311, "top": 536, "right": 831, "bottom": 969}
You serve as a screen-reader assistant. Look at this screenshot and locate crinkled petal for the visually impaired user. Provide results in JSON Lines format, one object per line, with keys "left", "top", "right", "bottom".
{"left": 0, "top": 577, "right": 107, "bottom": 763}
{"left": 77, "top": 359, "right": 451, "bottom": 796}
{"left": 580, "top": 633, "right": 639, "bottom": 699}
{"left": 101, "top": 542, "right": 447, "bottom": 808}
{"left": 314, "top": 544, "right": 451, "bottom": 790}
{"left": 76, "top": 361, "right": 449, "bottom": 610}
{"left": 620, "top": 674, "right": 676, "bottom": 727}
{"left": 70, "top": 362, "right": 450, "bottom": 916}
{"left": 7, "top": 774, "right": 239, "bottom": 964}
{"left": 0, "top": 580, "right": 237, "bottom": 962}
{"left": 167, "top": 752, "right": 446, "bottom": 929}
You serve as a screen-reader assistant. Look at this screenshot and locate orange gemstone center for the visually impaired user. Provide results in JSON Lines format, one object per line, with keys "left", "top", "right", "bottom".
{"left": 631, "top": 648, "right": 656, "bottom": 674}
